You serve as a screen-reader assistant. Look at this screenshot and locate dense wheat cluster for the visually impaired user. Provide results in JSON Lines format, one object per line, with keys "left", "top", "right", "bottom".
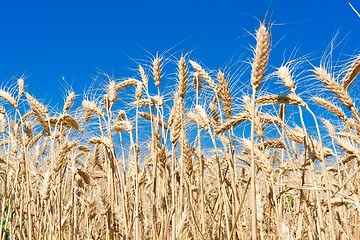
{"left": 1, "top": 23, "right": 360, "bottom": 239}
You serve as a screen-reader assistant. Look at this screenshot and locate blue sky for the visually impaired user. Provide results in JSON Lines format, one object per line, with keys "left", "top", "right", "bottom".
{"left": 0, "top": 0, "right": 359, "bottom": 105}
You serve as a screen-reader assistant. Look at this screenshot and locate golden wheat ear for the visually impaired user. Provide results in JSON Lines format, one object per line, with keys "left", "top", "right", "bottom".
{"left": 63, "top": 91, "right": 75, "bottom": 113}
{"left": 17, "top": 78, "right": 24, "bottom": 99}
{"left": 26, "top": 93, "right": 48, "bottom": 115}
{"left": 0, "top": 113, "right": 6, "bottom": 133}
{"left": 251, "top": 23, "right": 270, "bottom": 91}
{"left": 153, "top": 54, "right": 162, "bottom": 88}
{"left": 342, "top": 54, "right": 360, "bottom": 90}
{"left": 82, "top": 100, "right": 104, "bottom": 117}
{"left": 0, "top": 89, "right": 18, "bottom": 109}
{"left": 218, "top": 71, "right": 232, "bottom": 119}
{"left": 189, "top": 60, "right": 217, "bottom": 90}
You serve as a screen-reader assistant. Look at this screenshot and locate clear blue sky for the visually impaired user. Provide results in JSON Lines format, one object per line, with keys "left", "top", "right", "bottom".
{"left": 0, "top": 0, "right": 359, "bottom": 105}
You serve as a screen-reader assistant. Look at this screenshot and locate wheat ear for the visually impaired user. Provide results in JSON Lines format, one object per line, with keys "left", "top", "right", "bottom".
{"left": 116, "top": 78, "right": 140, "bottom": 91}
{"left": 108, "top": 81, "right": 117, "bottom": 106}
{"left": 26, "top": 93, "right": 48, "bottom": 115}
{"left": 63, "top": 91, "right": 75, "bottom": 113}
{"left": 82, "top": 100, "right": 104, "bottom": 117}
{"left": 209, "top": 102, "right": 220, "bottom": 127}
{"left": 193, "top": 72, "right": 202, "bottom": 92}
{"left": 315, "top": 66, "right": 360, "bottom": 122}
{"left": 214, "top": 112, "right": 249, "bottom": 134}
{"left": 115, "top": 110, "right": 126, "bottom": 122}
{"left": 112, "top": 121, "right": 133, "bottom": 133}
{"left": 189, "top": 60, "right": 217, "bottom": 90}
{"left": 218, "top": 71, "right": 232, "bottom": 118}
{"left": 250, "top": 23, "right": 270, "bottom": 91}
{"left": 188, "top": 106, "right": 210, "bottom": 131}
{"left": 312, "top": 97, "right": 347, "bottom": 122}
{"left": 178, "top": 57, "right": 188, "bottom": 98}
{"left": 153, "top": 54, "right": 162, "bottom": 88}
{"left": 140, "top": 112, "right": 169, "bottom": 130}
{"left": 139, "top": 65, "right": 148, "bottom": 90}
{"left": 170, "top": 94, "right": 183, "bottom": 144}
{"left": 342, "top": 54, "right": 360, "bottom": 90}
{"left": 18, "top": 78, "right": 24, "bottom": 99}
{"left": 256, "top": 94, "right": 306, "bottom": 107}
{"left": 0, "top": 105, "right": 5, "bottom": 115}
{"left": 0, "top": 89, "right": 18, "bottom": 109}
{"left": 277, "top": 66, "right": 295, "bottom": 92}
{"left": 0, "top": 114, "right": 6, "bottom": 133}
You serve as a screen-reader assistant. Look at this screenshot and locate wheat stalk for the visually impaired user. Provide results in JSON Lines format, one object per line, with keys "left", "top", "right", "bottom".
{"left": 249, "top": 23, "right": 270, "bottom": 239}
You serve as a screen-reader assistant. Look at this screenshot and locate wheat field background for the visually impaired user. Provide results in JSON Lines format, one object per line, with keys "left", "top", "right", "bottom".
{"left": 0, "top": 20, "right": 360, "bottom": 239}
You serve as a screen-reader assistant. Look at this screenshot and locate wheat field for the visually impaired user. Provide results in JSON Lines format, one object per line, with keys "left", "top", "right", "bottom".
{"left": 0, "top": 22, "right": 360, "bottom": 239}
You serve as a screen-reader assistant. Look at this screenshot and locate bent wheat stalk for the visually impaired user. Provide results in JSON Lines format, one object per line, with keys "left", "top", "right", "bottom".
{"left": 250, "top": 22, "right": 270, "bottom": 240}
